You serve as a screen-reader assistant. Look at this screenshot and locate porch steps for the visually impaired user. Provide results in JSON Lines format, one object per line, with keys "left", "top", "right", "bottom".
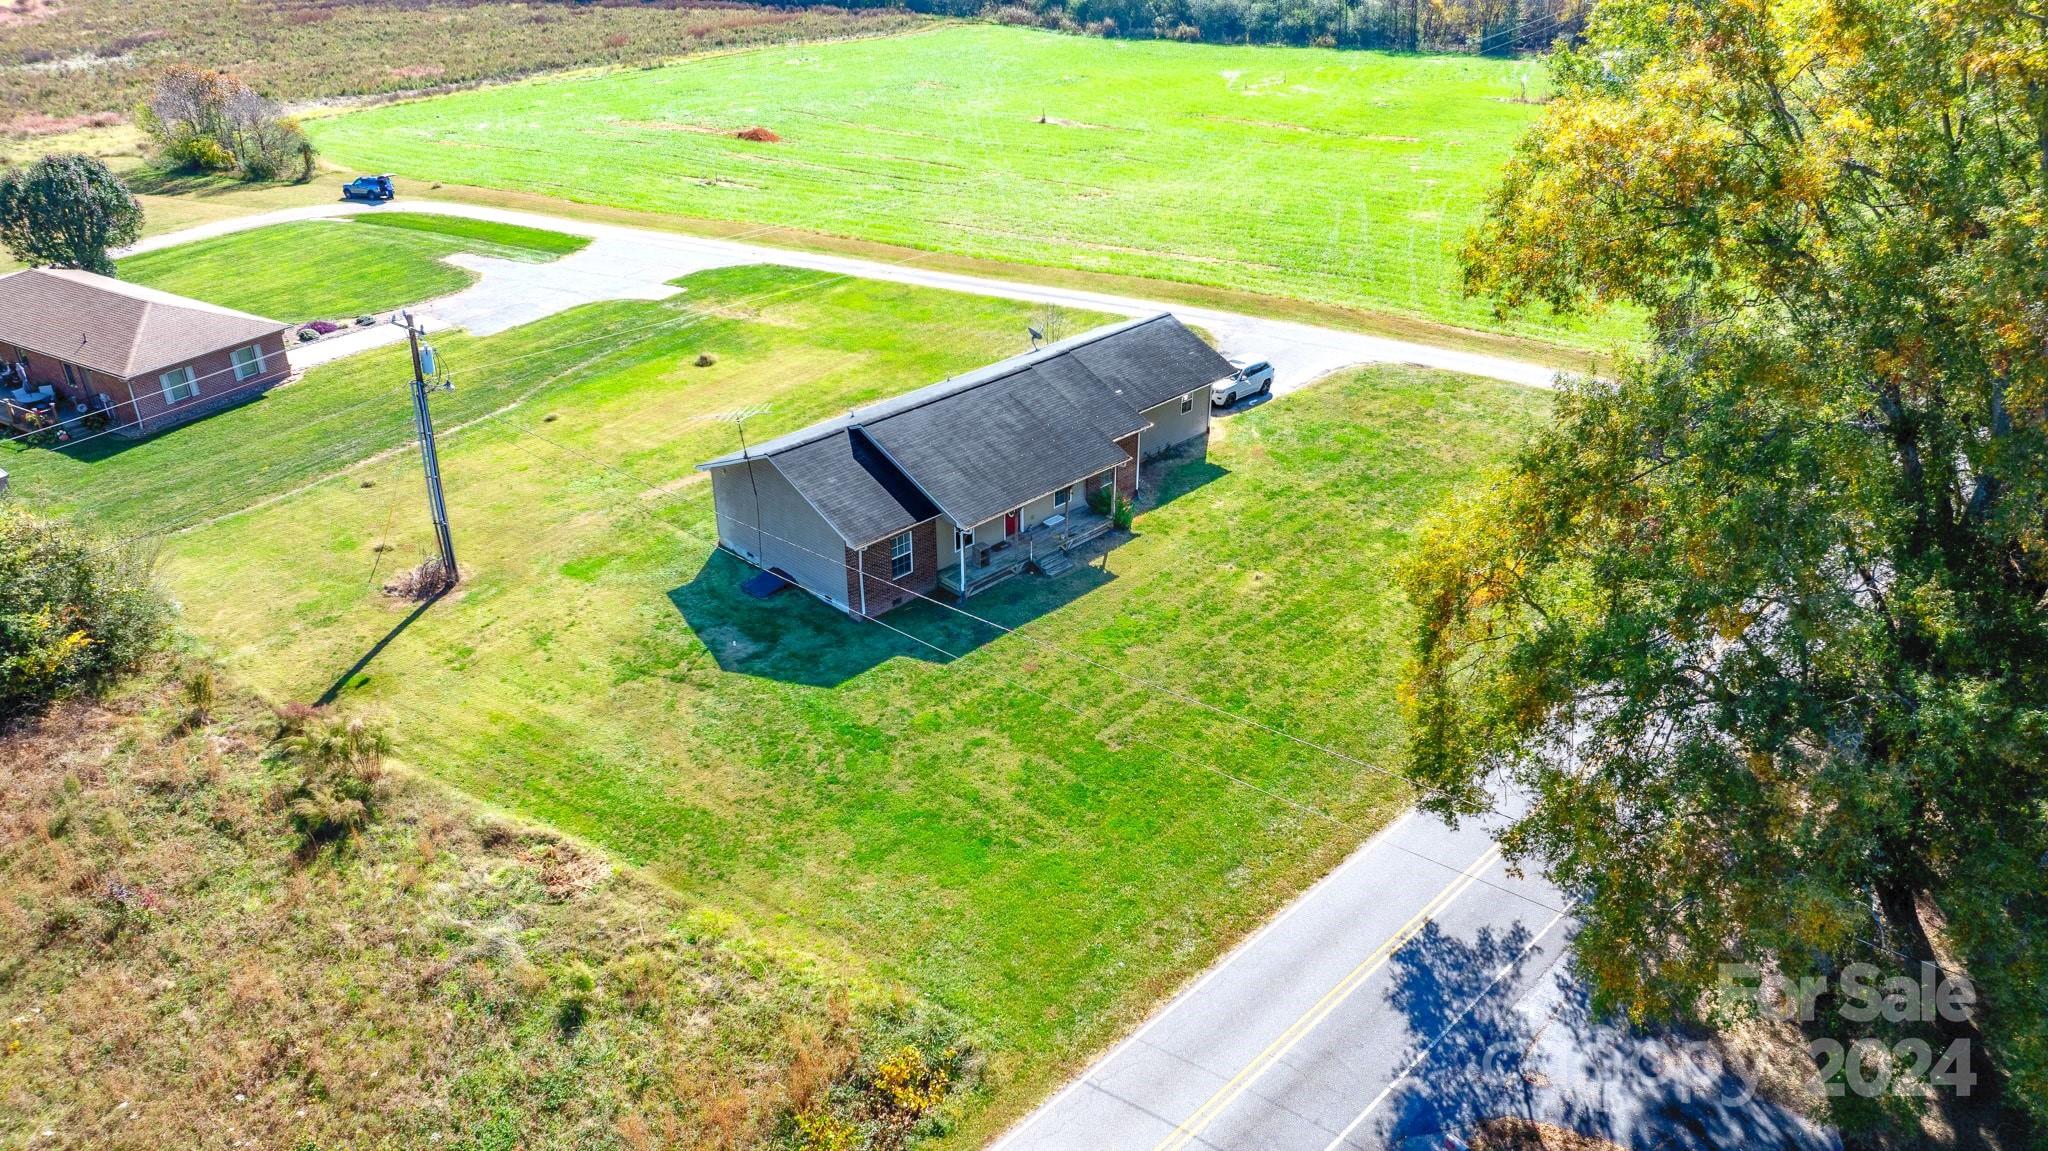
{"left": 1034, "top": 551, "right": 1076, "bottom": 579}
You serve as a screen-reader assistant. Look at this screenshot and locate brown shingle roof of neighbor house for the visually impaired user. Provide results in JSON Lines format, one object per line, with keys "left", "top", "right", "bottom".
{"left": 0, "top": 267, "right": 287, "bottom": 380}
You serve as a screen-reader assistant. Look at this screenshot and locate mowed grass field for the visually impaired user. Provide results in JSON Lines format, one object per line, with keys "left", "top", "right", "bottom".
{"left": 309, "top": 26, "right": 1627, "bottom": 349}
{"left": 7, "top": 267, "right": 1550, "bottom": 1140}
{"left": 116, "top": 213, "right": 590, "bottom": 323}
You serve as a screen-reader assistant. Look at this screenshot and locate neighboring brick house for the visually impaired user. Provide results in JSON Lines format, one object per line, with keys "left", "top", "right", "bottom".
{"left": 699, "top": 313, "right": 1231, "bottom": 617}
{"left": 0, "top": 267, "right": 291, "bottom": 438}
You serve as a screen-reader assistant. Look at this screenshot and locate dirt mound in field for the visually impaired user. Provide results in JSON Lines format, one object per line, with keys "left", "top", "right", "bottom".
{"left": 734, "top": 126, "right": 781, "bottom": 142}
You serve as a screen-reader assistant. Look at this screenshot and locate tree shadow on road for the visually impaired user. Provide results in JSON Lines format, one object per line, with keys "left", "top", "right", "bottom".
{"left": 1374, "top": 919, "right": 1581, "bottom": 1147}
{"left": 1373, "top": 919, "right": 1840, "bottom": 1151}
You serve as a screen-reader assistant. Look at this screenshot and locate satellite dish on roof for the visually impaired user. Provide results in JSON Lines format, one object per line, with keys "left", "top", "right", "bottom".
{"left": 1028, "top": 325, "right": 1044, "bottom": 348}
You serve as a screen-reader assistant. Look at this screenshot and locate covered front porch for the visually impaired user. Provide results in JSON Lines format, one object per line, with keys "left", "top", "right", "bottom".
{"left": 940, "top": 505, "right": 1113, "bottom": 598}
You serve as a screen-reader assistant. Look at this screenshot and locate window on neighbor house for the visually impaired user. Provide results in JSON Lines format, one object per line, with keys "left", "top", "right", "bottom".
{"left": 1181, "top": 393, "right": 1194, "bottom": 414}
{"left": 1054, "top": 485, "right": 1072, "bottom": 510}
{"left": 160, "top": 365, "right": 199, "bottom": 405}
{"left": 957, "top": 527, "right": 974, "bottom": 550}
{"left": 890, "top": 531, "right": 914, "bottom": 579}
{"left": 231, "top": 344, "right": 267, "bottom": 381}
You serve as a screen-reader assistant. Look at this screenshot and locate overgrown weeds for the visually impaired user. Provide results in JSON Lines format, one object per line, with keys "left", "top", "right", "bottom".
{"left": 0, "top": 665, "right": 975, "bottom": 1150}
{"left": 278, "top": 710, "right": 390, "bottom": 855}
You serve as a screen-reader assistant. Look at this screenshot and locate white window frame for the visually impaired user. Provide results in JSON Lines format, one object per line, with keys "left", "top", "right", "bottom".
{"left": 159, "top": 365, "right": 199, "bottom": 405}
{"left": 230, "top": 344, "right": 267, "bottom": 381}
{"left": 1181, "top": 392, "right": 1194, "bottom": 414}
{"left": 890, "top": 531, "right": 914, "bottom": 579}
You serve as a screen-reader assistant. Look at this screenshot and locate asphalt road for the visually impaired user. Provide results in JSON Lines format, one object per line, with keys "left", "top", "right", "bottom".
{"left": 120, "top": 199, "right": 1565, "bottom": 392}
{"left": 990, "top": 801, "right": 1839, "bottom": 1151}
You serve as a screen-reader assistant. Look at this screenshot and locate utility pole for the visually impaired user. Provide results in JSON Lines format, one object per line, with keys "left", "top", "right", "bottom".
{"left": 402, "top": 310, "right": 457, "bottom": 583}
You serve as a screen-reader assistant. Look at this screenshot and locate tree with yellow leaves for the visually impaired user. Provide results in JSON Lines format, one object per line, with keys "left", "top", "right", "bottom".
{"left": 1410, "top": 0, "right": 2048, "bottom": 1136}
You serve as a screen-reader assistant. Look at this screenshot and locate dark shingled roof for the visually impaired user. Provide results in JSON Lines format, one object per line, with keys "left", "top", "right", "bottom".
{"left": 699, "top": 314, "right": 1227, "bottom": 546}
{"left": 1067, "top": 314, "right": 1234, "bottom": 412}
{"left": 863, "top": 373, "right": 1133, "bottom": 528}
{"left": 770, "top": 429, "right": 939, "bottom": 548}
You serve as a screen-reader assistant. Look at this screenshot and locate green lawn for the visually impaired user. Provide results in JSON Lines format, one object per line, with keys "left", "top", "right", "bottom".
{"left": 10, "top": 268, "right": 1550, "bottom": 1141}
{"left": 307, "top": 26, "right": 1628, "bottom": 349}
{"left": 115, "top": 213, "right": 590, "bottom": 323}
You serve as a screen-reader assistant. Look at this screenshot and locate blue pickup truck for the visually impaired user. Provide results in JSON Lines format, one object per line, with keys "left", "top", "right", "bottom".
{"left": 341, "top": 174, "right": 396, "bottom": 202}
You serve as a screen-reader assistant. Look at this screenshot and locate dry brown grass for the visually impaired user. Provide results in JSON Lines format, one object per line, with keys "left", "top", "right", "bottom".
{"left": 0, "top": 663, "right": 969, "bottom": 1150}
{"left": 0, "top": 0, "right": 924, "bottom": 122}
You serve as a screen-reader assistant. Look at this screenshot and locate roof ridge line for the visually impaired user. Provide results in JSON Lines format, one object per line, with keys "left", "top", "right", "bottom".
{"left": 698, "top": 313, "right": 1171, "bottom": 469}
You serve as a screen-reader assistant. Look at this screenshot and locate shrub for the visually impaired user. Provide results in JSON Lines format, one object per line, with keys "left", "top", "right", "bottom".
{"left": 271, "top": 699, "right": 319, "bottom": 738}
{"left": 304, "top": 319, "right": 340, "bottom": 334}
{"left": 383, "top": 558, "right": 454, "bottom": 601}
{"left": 297, "top": 327, "right": 320, "bottom": 342}
{"left": 694, "top": 352, "right": 718, "bottom": 367}
{"left": 179, "top": 666, "right": 216, "bottom": 728}
{"left": 281, "top": 711, "right": 391, "bottom": 855}
{"left": 137, "top": 64, "right": 316, "bottom": 183}
{"left": 794, "top": 1108, "right": 858, "bottom": 1151}
{"left": 0, "top": 505, "right": 169, "bottom": 720}
{"left": 163, "top": 133, "right": 235, "bottom": 173}
{"left": 859, "top": 1044, "right": 952, "bottom": 1151}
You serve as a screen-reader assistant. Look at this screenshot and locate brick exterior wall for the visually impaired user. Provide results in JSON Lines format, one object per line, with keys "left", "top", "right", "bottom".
{"left": 1114, "top": 433, "right": 1140, "bottom": 503}
{"left": 846, "top": 518, "right": 940, "bottom": 616}
{"left": 124, "top": 331, "right": 292, "bottom": 437}
{"left": 5, "top": 331, "right": 291, "bottom": 437}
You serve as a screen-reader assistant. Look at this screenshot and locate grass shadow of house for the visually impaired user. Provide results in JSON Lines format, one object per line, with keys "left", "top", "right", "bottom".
{"left": 1145, "top": 446, "right": 1227, "bottom": 507}
{"left": 38, "top": 387, "right": 274, "bottom": 463}
{"left": 669, "top": 544, "right": 1119, "bottom": 689}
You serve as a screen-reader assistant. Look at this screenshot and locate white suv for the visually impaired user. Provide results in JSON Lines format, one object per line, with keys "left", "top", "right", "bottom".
{"left": 1212, "top": 359, "right": 1273, "bottom": 407}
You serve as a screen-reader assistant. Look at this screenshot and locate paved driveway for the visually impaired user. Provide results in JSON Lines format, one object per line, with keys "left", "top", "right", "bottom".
{"left": 121, "top": 200, "right": 1564, "bottom": 392}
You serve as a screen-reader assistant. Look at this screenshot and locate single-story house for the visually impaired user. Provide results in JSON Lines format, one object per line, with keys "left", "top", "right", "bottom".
{"left": 698, "top": 313, "right": 1233, "bottom": 616}
{"left": 0, "top": 267, "right": 291, "bottom": 437}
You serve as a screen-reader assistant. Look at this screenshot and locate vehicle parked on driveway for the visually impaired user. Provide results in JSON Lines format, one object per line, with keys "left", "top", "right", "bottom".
{"left": 342, "top": 174, "right": 396, "bottom": 202}
{"left": 1212, "top": 358, "right": 1273, "bottom": 406}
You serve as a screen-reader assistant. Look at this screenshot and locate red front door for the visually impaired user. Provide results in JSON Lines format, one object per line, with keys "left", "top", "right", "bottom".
{"left": 1005, "top": 509, "right": 1021, "bottom": 537}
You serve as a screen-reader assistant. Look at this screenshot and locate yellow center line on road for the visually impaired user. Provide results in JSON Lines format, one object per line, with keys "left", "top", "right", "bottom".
{"left": 1149, "top": 845, "right": 1504, "bottom": 1151}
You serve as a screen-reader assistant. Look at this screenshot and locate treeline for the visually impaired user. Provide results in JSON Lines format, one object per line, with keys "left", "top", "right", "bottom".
{"left": 814, "top": 0, "right": 1589, "bottom": 52}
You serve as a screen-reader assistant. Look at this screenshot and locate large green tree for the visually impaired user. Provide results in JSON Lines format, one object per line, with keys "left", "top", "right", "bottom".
{"left": 0, "top": 153, "right": 142, "bottom": 276}
{"left": 1407, "top": 0, "right": 2048, "bottom": 1128}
